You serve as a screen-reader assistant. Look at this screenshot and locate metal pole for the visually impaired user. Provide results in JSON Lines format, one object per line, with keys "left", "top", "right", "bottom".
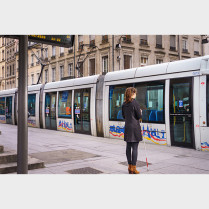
{"left": 112, "top": 35, "right": 114, "bottom": 72}
{"left": 201, "top": 35, "right": 204, "bottom": 56}
{"left": 74, "top": 37, "right": 76, "bottom": 78}
{"left": 17, "top": 35, "right": 28, "bottom": 174}
{"left": 178, "top": 35, "right": 181, "bottom": 60}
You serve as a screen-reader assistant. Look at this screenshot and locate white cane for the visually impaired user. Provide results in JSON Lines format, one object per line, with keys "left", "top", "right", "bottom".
{"left": 140, "top": 109, "right": 149, "bottom": 172}
{"left": 143, "top": 139, "right": 149, "bottom": 171}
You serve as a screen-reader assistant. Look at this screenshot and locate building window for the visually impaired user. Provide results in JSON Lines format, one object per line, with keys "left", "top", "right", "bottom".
{"left": 9, "top": 66, "right": 12, "bottom": 76}
{"left": 45, "top": 69, "right": 48, "bottom": 83}
{"left": 89, "top": 35, "right": 95, "bottom": 46}
{"left": 194, "top": 40, "right": 199, "bottom": 55}
{"left": 78, "top": 35, "right": 83, "bottom": 50}
{"left": 60, "top": 65, "right": 64, "bottom": 80}
{"left": 170, "top": 35, "right": 176, "bottom": 51}
{"left": 31, "top": 54, "right": 34, "bottom": 66}
{"left": 135, "top": 81, "right": 165, "bottom": 123}
{"left": 37, "top": 73, "right": 40, "bottom": 83}
{"left": 156, "top": 35, "right": 162, "bottom": 48}
{"left": 2, "top": 67, "right": 4, "bottom": 78}
{"left": 31, "top": 74, "right": 34, "bottom": 85}
{"left": 2, "top": 50, "right": 4, "bottom": 60}
{"left": 102, "top": 56, "right": 108, "bottom": 74}
{"left": 77, "top": 62, "right": 83, "bottom": 77}
{"left": 45, "top": 48, "right": 48, "bottom": 58}
{"left": 60, "top": 47, "right": 64, "bottom": 56}
{"left": 68, "top": 46, "right": 73, "bottom": 53}
{"left": 123, "top": 35, "right": 131, "bottom": 43}
{"left": 12, "top": 64, "right": 14, "bottom": 75}
{"left": 52, "top": 68, "right": 56, "bottom": 82}
{"left": 182, "top": 39, "right": 188, "bottom": 53}
{"left": 124, "top": 55, "right": 132, "bottom": 70}
{"left": 58, "top": 91, "right": 72, "bottom": 119}
{"left": 89, "top": 58, "right": 95, "bottom": 76}
{"left": 52, "top": 46, "right": 56, "bottom": 57}
{"left": 68, "top": 63, "right": 73, "bottom": 77}
{"left": 156, "top": 58, "right": 163, "bottom": 64}
{"left": 141, "top": 57, "right": 148, "bottom": 67}
{"left": 140, "top": 35, "right": 148, "bottom": 45}
{"left": 102, "top": 35, "right": 108, "bottom": 44}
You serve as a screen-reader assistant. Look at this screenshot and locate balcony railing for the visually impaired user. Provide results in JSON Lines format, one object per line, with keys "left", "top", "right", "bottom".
{"left": 156, "top": 44, "right": 162, "bottom": 49}
{"left": 68, "top": 48, "right": 73, "bottom": 53}
{"left": 90, "top": 39, "right": 95, "bottom": 47}
{"left": 140, "top": 39, "right": 148, "bottom": 46}
{"left": 102, "top": 36, "right": 108, "bottom": 44}
{"left": 60, "top": 52, "right": 64, "bottom": 57}
{"left": 51, "top": 55, "right": 56, "bottom": 59}
{"left": 182, "top": 48, "right": 188, "bottom": 53}
{"left": 78, "top": 41, "right": 83, "bottom": 50}
{"left": 123, "top": 36, "right": 131, "bottom": 43}
{"left": 194, "top": 51, "right": 199, "bottom": 55}
{"left": 170, "top": 46, "right": 176, "bottom": 51}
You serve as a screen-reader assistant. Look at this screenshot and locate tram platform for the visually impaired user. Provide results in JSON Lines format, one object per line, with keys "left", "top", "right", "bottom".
{"left": 0, "top": 124, "right": 209, "bottom": 174}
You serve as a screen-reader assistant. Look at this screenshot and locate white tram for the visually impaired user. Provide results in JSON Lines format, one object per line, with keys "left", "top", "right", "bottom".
{"left": 0, "top": 56, "right": 209, "bottom": 151}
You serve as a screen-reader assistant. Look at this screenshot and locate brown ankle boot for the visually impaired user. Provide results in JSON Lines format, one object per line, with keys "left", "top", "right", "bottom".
{"left": 128, "top": 164, "right": 133, "bottom": 174}
{"left": 132, "top": 165, "right": 140, "bottom": 174}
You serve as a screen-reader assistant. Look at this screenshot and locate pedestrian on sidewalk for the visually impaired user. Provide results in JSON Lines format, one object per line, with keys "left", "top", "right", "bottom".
{"left": 122, "top": 87, "right": 142, "bottom": 174}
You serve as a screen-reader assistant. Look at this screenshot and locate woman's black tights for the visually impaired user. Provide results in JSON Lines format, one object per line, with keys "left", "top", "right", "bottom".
{"left": 126, "top": 142, "right": 139, "bottom": 166}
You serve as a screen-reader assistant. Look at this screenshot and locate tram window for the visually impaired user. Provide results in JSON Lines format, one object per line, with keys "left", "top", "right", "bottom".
{"left": 135, "top": 81, "right": 165, "bottom": 123}
{"left": 109, "top": 85, "right": 132, "bottom": 121}
{"left": 58, "top": 91, "right": 72, "bottom": 118}
{"left": 0, "top": 97, "right": 5, "bottom": 115}
{"left": 28, "top": 94, "right": 36, "bottom": 116}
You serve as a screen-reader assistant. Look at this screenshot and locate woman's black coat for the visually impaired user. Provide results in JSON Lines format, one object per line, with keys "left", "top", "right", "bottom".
{"left": 122, "top": 99, "right": 143, "bottom": 142}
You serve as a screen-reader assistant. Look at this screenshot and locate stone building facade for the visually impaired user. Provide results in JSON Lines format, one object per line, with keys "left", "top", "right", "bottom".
{"left": 0, "top": 37, "right": 6, "bottom": 90}
{"left": 1, "top": 35, "right": 207, "bottom": 89}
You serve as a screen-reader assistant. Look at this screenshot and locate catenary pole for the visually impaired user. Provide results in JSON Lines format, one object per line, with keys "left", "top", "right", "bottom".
{"left": 17, "top": 35, "right": 28, "bottom": 174}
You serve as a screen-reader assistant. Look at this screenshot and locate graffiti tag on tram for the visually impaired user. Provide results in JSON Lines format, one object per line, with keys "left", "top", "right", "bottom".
{"left": 0, "top": 116, "right": 6, "bottom": 123}
{"left": 28, "top": 119, "right": 36, "bottom": 127}
{"left": 58, "top": 120, "right": 73, "bottom": 132}
{"left": 201, "top": 142, "right": 209, "bottom": 151}
{"left": 109, "top": 125, "right": 124, "bottom": 138}
{"left": 109, "top": 124, "right": 167, "bottom": 145}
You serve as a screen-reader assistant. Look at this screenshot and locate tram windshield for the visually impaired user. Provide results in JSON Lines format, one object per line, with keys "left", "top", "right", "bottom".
{"left": 135, "top": 81, "right": 165, "bottom": 123}
{"left": 0, "top": 97, "right": 5, "bottom": 115}
{"left": 58, "top": 90, "right": 72, "bottom": 118}
{"left": 28, "top": 94, "right": 36, "bottom": 116}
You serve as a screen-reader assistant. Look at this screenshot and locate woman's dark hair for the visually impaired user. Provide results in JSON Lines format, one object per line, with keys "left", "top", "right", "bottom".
{"left": 124, "top": 87, "right": 137, "bottom": 103}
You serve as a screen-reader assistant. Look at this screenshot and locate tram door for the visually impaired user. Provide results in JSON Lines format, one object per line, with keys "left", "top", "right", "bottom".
{"left": 45, "top": 92, "right": 57, "bottom": 130}
{"left": 74, "top": 89, "right": 91, "bottom": 135}
{"left": 169, "top": 78, "right": 194, "bottom": 148}
{"left": 6, "top": 96, "right": 12, "bottom": 124}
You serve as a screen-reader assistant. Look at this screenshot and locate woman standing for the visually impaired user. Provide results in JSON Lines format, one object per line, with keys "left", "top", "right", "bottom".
{"left": 122, "top": 87, "right": 142, "bottom": 174}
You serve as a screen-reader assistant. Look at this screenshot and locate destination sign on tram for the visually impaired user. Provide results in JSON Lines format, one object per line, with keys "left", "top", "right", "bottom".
{"left": 28, "top": 35, "right": 75, "bottom": 47}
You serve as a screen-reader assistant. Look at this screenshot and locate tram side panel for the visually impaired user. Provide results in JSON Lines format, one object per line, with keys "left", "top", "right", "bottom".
{"left": 200, "top": 75, "right": 209, "bottom": 151}
{"left": 105, "top": 82, "right": 167, "bottom": 146}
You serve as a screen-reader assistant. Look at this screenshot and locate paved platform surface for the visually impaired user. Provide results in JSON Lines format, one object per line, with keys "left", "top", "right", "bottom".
{"left": 1, "top": 124, "right": 209, "bottom": 174}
